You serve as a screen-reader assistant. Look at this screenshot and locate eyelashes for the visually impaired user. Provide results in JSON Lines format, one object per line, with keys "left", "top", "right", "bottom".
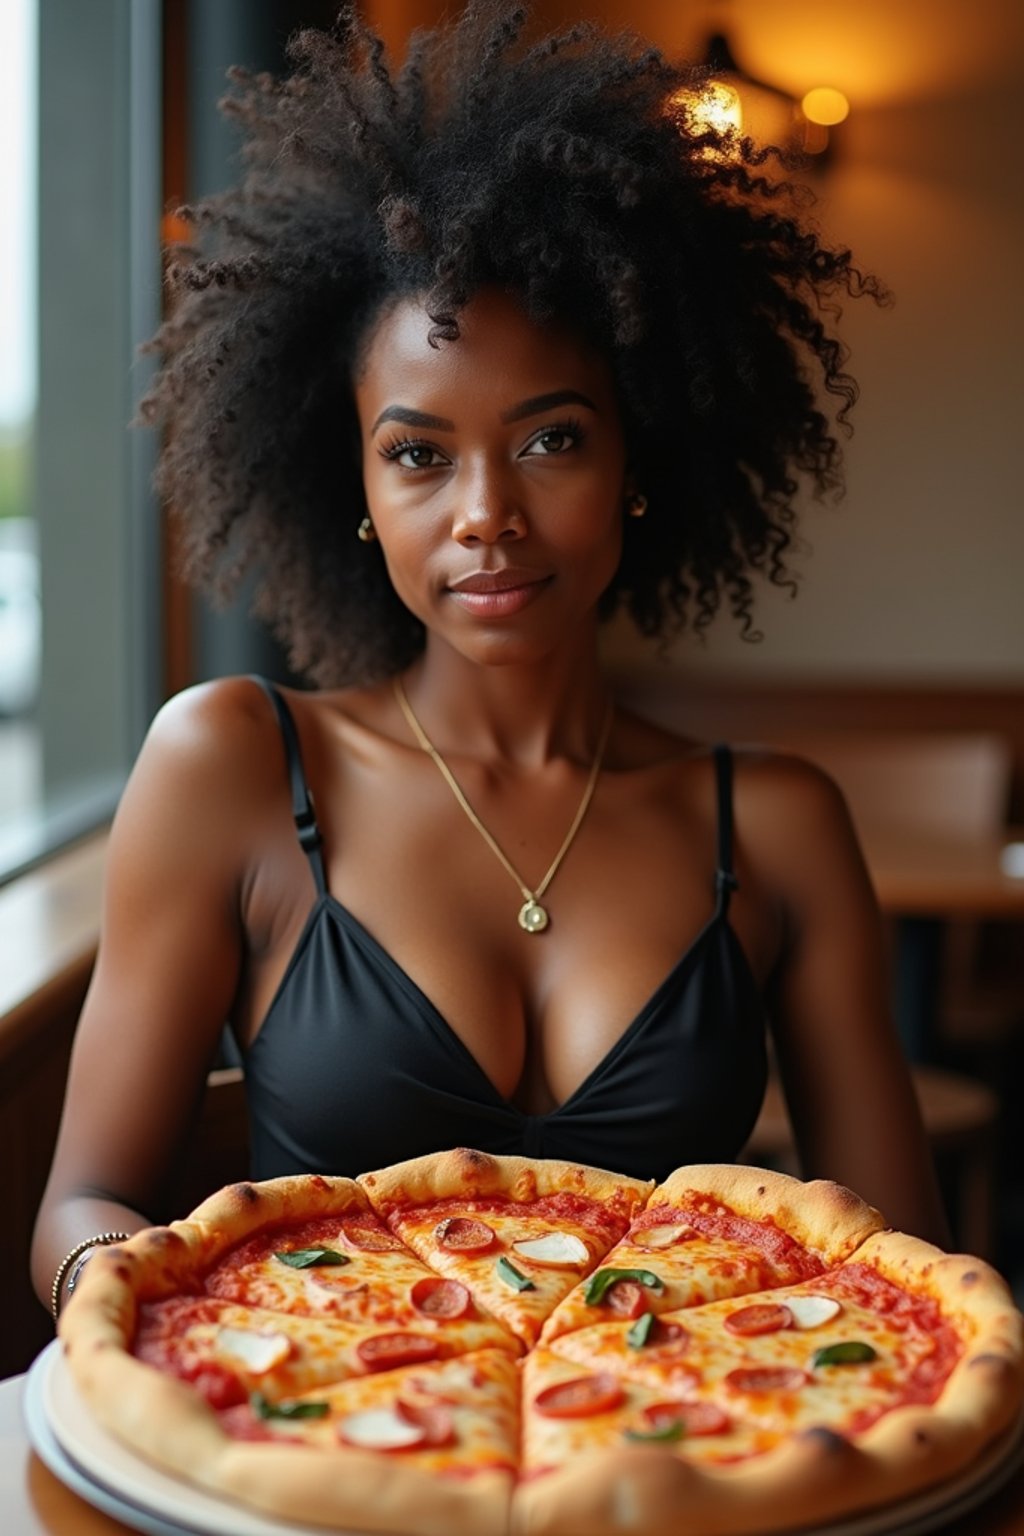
{"left": 377, "top": 416, "right": 588, "bottom": 468}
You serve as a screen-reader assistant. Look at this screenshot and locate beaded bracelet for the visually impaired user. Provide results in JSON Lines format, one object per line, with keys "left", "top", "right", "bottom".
{"left": 50, "top": 1231, "right": 132, "bottom": 1321}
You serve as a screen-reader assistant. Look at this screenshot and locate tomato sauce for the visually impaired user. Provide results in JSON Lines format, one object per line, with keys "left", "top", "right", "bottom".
{"left": 405, "top": 1193, "right": 625, "bottom": 1242}
{"left": 634, "top": 1202, "right": 824, "bottom": 1281}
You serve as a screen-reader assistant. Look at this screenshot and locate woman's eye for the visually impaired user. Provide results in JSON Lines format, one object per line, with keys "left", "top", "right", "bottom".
{"left": 522, "top": 422, "right": 583, "bottom": 457}
{"left": 381, "top": 440, "right": 448, "bottom": 470}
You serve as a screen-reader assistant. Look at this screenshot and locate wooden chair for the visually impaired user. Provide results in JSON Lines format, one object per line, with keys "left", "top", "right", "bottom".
{"left": 773, "top": 730, "right": 1019, "bottom": 1052}
{"left": 741, "top": 730, "right": 1015, "bottom": 1260}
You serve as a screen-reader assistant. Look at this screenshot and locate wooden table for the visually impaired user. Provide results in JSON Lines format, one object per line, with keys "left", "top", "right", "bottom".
{"left": 858, "top": 826, "right": 1024, "bottom": 1063}
{"left": 4, "top": 1370, "right": 1024, "bottom": 1536}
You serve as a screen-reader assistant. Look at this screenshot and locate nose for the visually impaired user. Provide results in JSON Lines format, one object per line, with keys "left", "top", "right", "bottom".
{"left": 450, "top": 461, "right": 526, "bottom": 546}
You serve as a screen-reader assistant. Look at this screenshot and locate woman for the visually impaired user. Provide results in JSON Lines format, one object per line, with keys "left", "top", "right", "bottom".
{"left": 33, "top": 2, "right": 946, "bottom": 1316}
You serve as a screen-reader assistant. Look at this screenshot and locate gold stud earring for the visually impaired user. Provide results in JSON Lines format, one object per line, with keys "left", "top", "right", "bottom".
{"left": 626, "top": 492, "right": 648, "bottom": 519}
{"left": 357, "top": 516, "right": 377, "bottom": 543}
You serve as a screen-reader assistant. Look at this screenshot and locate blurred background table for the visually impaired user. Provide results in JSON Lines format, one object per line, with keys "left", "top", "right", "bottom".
{"left": 861, "top": 824, "right": 1024, "bottom": 1064}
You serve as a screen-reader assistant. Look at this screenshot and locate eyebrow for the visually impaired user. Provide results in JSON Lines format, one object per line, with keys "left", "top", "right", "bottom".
{"left": 370, "top": 406, "right": 456, "bottom": 434}
{"left": 370, "top": 389, "right": 599, "bottom": 437}
{"left": 500, "top": 389, "right": 599, "bottom": 423}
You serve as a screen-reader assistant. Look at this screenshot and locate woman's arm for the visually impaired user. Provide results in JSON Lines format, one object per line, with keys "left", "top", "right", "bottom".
{"left": 30, "top": 680, "right": 266, "bottom": 1312}
{"left": 740, "top": 754, "right": 950, "bottom": 1247}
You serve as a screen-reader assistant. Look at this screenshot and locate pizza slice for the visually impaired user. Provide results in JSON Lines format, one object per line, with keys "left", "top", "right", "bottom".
{"left": 521, "top": 1345, "right": 761, "bottom": 1473}
{"left": 205, "top": 1348, "right": 519, "bottom": 1533}
{"left": 200, "top": 1201, "right": 519, "bottom": 1354}
{"left": 548, "top": 1231, "right": 1022, "bottom": 1452}
{"left": 359, "top": 1147, "right": 653, "bottom": 1346}
{"left": 134, "top": 1292, "right": 516, "bottom": 1409}
{"left": 540, "top": 1163, "right": 885, "bottom": 1343}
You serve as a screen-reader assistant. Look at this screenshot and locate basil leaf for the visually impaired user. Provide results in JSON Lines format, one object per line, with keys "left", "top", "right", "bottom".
{"left": 274, "top": 1247, "right": 349, "bottom": 1269}
{"left": 583, "top": 1268, "right": 665, "bottom": 1307}
{"left": 496, "top": 1256, "right": 535, "bottom": 1292}
{"left": 812, "top": 1341, "right": 878, "bottom": 1368}
{"left": 626, "top": 1312, "right": 656, "bottom": 1349}
{"left": 624, "top": 1422, "right": 685, "bottom": 1444}
{"left": 250, "top": 1392, "right": 330, "bottom": 1421}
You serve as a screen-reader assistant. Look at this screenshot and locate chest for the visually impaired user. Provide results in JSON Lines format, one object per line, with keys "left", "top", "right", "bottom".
{"left": 235, "top": 759, "right": 780, "bottom": 1113}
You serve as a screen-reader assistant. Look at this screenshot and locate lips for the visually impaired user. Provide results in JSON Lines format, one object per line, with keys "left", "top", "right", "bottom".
{"left": 445, "top": 568, "right": 553, "bottom": 617}
{"left": 447, "top": 568, "right": 549, "bottom": 594}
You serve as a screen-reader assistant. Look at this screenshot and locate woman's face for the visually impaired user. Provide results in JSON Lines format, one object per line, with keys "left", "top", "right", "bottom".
{"left": 353, "top": 287, "right": 628, "bottom": 668}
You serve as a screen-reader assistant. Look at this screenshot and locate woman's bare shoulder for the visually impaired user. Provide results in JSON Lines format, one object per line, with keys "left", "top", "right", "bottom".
{"left": 729, "top": 744, "right": 864, "bottom": 901}
{"left": 112, "top": 677, "right": 303, "bottom": 859}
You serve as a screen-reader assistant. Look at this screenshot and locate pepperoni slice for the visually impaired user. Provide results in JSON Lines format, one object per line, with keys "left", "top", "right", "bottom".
{"left": 355, "top": 1333, "right": 440, "bottom": 1372}
{"left": 650, "top": 1319, "right": 690, "bottom": 1351}
{"left": 642, "top": 1401, "right": 731, "bottom": 1437}
{"left": 410, "top": 1277, "right": 472, "bottom": 1320}
{"left": 534, "top": 1373, "right": 624, "bottom": 1419}
{"left": 725, "top": 1366, "right": 808, "bottom": 1394}
{"left": 606, "top": 1280, "right": 653, "bottom": 1320}
{"left": 396, "top": 1398, "right": 456, "bottom": 1448}
{"left": 434, "top": 1217, "right": 496, "bottom": 1254}
{"left": 343, "top": 1222, "right": 404, "bottom": 1252}
{"left": 724, "top": 1303, "right": 793, "bottom": 1337}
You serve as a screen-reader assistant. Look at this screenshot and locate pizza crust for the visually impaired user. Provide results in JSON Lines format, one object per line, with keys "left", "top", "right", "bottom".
{"left": 512, "top": 1421, "right": 965, "bottom": 1536}
{"left": 359, "top": 1147, "right": 654, "bottom": 1221}
{"left": 648, "top": 1163, "right": 884, "bottom": 1260}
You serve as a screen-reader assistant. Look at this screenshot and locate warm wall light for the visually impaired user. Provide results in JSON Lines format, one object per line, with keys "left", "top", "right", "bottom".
{"left": 799, "top": 86, "right": 850, "bottom": 157}
{"left": 802, "top": 87, "right": 851, "bottom": 127}
{"left": 699, "top": 31, "right": 799, "bottom": 153}
{"left": 680, "top": 28, "right": 849, "bottom": 167}
{"left": 688, "top": 78, "right": 744, "bottom": 137}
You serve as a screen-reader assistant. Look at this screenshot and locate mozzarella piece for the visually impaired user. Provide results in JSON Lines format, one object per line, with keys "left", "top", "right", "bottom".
{"left": 338, "top": 1408, "right": 426, "bottom": 1450}
{"left": 631, "top": 1223, "right": 692, "bottom": 1250}
{"left": 412, "top": 1360, "right": 482, "bottom": 1397}
{"left": 215, "top": 1327, "right": 292, "bottom": 1373}
{"left": 786, "top": 1295, "right": 842, "bottom": 1329}
{"left": 511, "top": 1232, "right": 589, "bottom": 1266}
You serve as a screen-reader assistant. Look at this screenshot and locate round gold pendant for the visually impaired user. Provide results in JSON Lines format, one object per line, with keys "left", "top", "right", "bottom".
{"left": 518, "top": 900, "right": 549, "bottom": 934}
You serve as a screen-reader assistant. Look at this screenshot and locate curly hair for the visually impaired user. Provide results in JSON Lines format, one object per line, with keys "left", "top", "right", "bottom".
{"left": 142, "top": 1, "right": 886, "bottom": 686}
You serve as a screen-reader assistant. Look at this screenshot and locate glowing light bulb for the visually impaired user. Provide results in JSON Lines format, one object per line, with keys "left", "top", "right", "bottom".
{"left": 692, "top": 80, "right": 743, "bottom": 136}
{"left": 801, "top": 87, "right": 850, "bottom": 127}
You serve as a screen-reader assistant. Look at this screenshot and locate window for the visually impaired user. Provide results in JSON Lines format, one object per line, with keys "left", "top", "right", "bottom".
{"left": 0, "top": 0, "right": 163, "bottom": 880}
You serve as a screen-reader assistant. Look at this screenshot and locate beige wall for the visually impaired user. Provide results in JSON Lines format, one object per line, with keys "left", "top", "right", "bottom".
{"left": 368, "top": 1, "right": 1024, "bottom": 681}
{"left": 605, "top": 1, "right": 1024, "bottom": 682}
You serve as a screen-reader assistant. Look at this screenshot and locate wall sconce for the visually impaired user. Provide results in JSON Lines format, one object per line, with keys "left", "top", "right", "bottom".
{"left": 688, "top": 31, "right": 849, "bottom": 165}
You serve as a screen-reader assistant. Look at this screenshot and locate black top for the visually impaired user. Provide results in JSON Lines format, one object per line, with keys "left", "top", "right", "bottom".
{"left": 242, "top": 680, "right": 769, "bottom": 1184}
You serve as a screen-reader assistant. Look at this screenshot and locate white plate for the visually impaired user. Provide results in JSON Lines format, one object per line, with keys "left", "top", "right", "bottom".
{"left": 24, "top": 1341, "right": 1024, "bottom": 1536}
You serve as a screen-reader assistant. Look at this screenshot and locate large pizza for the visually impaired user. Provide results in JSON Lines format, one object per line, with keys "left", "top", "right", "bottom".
{"left": 59, "top": 1149, "right": 1024, "bottom": 1536}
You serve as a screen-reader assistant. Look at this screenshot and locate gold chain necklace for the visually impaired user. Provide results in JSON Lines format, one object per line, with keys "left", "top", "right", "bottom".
{"left": 392, "top": 678, "right": 613, "bottom": 935}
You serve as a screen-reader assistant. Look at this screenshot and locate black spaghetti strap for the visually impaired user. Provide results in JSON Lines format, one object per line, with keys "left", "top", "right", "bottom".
{"left": 250, "top": 676, "right": 328, "bottom": 896}
{"left": 712, "top": 743, "right": 739, "bottom": 914}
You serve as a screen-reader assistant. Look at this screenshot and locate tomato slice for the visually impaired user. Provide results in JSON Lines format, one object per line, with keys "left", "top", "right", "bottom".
{"left": 725, "top": 1366, "right": 808, "bottom": 1394}
{"left": 642, "top": 1401, "right": 731, "bottom": 1437}
{"left": 606, "top": 1280, "right": 652, "bottom": 1320}
{"left": 343, "top": 1222, "right": 404, "bottom": 1252}
{"left": 410, "top": 1276, "right": 472, "bottom": 1320}
{"left": 433, "top": 1217, "right": 496, "bottom": 1254}
{"left": 355, "top": 1333, "right": 440, "bottom": 1372}
{"left": 724, "top": 1303, "right": 793, "bottom": 1337}
{"left": 396, "top": 1398, "right": 456, "bottom": 1448}
{"left": 534, "top": 1373, "right": 624, "bottom": 1419}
